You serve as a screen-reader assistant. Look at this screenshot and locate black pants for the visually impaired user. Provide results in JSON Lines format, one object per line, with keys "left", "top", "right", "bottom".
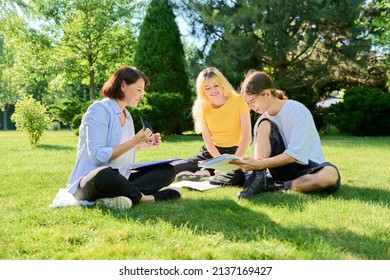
{"left": 171, "top": 145, "right": 246, "bottom": 186}
{"left": 74, "top": 163, "right": 175, "bottom": 204}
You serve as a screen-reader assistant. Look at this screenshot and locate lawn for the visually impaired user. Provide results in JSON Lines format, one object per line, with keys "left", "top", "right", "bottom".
{"left": 0, "top": 130, "right": 389, "bottom": 260}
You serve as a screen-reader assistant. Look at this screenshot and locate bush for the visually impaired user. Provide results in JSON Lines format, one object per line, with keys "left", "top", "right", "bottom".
{"left": 326, "top": 87, "right": 390, "bottom": 136}
{"left": 49, "top": 99, "right": 82, "bottom": 126}
{"left": 48, "top": 121, "right": 61, "bottom": 131}
{"left": 11, "top": 94, "right": 52, "bottom": 145}
{"left": 129, "top": 92, "right": 187, "bottom": 135}
{"left": 50, "top": 98, "right": 93, "bottom": 135}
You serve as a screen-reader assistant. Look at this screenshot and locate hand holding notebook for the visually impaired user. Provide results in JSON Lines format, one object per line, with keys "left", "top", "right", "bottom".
{"left": 198, "top": 154, "right": 244, "bottom": 173}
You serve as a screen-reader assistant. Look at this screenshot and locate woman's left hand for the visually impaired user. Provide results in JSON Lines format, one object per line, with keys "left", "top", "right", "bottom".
{"left": 151, "top": 133, "right": 161, "bottom": 147}
{"left": 137, "top": 133, "right": 161, "bottom": 150}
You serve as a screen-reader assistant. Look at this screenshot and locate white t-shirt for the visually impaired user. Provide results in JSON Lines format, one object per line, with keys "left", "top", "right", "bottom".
{"left": 109, "top": 118, "right": 135, "bottom": 179}
{"left": 254, "top": 100, "right": 325, "bottom": 165}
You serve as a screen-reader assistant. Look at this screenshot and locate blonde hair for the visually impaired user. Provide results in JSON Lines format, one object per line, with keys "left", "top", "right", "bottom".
{"left": 192, "top": 67, "right": 239, "bottom": 133}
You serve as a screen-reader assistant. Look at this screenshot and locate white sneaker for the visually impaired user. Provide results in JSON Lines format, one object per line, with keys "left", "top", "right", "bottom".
{"left": 95, "top": 196, "right": 132, "bottom": 210}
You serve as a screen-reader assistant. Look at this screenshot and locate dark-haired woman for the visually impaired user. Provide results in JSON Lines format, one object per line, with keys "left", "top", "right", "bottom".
{"left": 66, "top": 66, "right": 181, "bottom": 209}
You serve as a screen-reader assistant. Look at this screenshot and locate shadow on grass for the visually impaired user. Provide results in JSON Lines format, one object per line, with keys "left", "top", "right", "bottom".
{"left": 335, "top": 184, "right": 390, "bottom": 208}
{"left": 99, "top": 193, "right": 387, "bottom": 259}
{"left": 37, "top": 144, "right": 75, "bottom": 151}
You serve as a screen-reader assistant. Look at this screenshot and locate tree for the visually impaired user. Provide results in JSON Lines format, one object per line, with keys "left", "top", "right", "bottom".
{"left": 361, "top": 0, "right": 390, "bottom": 91}
{"left": 180, "top": 0, "right": 371, "bottom": 102}
{"left": 0, "top": 13, "right": 30, "bottom": 130}
{"left": 367, "top": 0, "right": 390, "bottom": 49}
{"left": 0, "top": 0, "right": 30, "bottom": 16}
{"left": 134, "top": 0, "right": 191, "bottom": 104}
{"left": 32, "top": 0, "right": 140, "bottom": 100}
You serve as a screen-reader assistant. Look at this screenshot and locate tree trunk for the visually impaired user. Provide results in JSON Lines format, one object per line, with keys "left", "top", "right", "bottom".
{"left": 2, "top": 104, "right": 9, "bottom": 130}
{"left": 89, "top": 66, "right": 95, "bottom": 100}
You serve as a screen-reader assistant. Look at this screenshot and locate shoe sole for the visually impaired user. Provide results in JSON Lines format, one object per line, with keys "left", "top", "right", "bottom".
{"left": 176, "top": 175, "right": 210, "bottom": 182}
{"left": 96, "top": 196, "right": 132, "bottom": 210}
{"left": 154, "top": 187, "right": 182, "bottom": 201}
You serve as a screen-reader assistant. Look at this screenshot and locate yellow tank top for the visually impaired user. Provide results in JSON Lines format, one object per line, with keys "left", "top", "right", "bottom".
{"left": 204, "top": 95, "right": 249, "bottom": 147}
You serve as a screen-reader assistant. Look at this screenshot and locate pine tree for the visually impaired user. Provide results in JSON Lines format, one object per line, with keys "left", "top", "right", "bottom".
{"left": 134, "top": 0, "right": 190, "bottom": 103}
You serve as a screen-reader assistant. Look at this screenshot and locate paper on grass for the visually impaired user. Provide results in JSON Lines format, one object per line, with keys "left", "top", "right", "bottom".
{"left": 50, "top": 188, "right": 95, "bottom": 208}
{"left": 198, "top": 154, "right": 243, "bottom": 173}
{"left": 169, "top": 180, "right": 221, "bottom": 191}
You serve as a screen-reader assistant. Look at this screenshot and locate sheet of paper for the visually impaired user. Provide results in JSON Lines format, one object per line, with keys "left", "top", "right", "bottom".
{"left": 169, "top": 180, "right": 221, "bottom": 191}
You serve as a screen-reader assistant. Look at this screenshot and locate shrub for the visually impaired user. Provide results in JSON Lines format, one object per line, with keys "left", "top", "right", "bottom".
{"left": 326, "top": 87, "right": 390, "bottom": 136}
{"left": 129, "top": 92, "right": 187, "bottom": 135}
{"left": 11, "top": 94, "right": 52, "bottom": 145}
{"left": 49, "top": 99, "right": 83, "bottom": 127}
{"left": 50, "top": 98, "right": 93, "bottom": 135}
{"left": 48, "top": 121, "right": 61, "bottom": 131}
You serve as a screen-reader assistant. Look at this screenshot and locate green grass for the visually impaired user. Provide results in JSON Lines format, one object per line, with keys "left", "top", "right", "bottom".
{"left": 0, "top": 130, "right": 389, "bottom": 260}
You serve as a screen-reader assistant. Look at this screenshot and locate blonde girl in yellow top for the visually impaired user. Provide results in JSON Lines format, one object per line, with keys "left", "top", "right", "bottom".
{"left": 171, "top": 67, "right": 252, "bottom": 186}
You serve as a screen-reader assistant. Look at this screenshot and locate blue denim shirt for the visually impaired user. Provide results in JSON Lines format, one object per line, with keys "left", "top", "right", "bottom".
{"left": 66, "top": 97, "right": 135, "bottom": 194}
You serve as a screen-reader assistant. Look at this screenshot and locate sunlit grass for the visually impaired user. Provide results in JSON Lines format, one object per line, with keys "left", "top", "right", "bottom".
{"left": 0, "top": 130, "right": 389, "bottom": 260}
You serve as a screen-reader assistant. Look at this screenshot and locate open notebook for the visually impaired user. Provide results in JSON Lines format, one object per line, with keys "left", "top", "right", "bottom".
{"left": 198, "top": 154, "right": 243, "bottom": 173}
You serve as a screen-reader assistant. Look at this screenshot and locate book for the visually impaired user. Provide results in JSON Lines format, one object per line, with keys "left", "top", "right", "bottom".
{"left": 169, "top": 180, "right": 221, "bottom": 191}
{"left": 130, "top": 158, "right": 179, "bottom": 170}
{"left": 198, "top": 154, "right": 243, "bottom": 173}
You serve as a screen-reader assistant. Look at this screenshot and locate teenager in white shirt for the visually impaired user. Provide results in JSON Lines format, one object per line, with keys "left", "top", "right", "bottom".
{"left": 67, "top": 66, "right": 181, "bottom": 209}
{"left": 231, "top": 70, "right": 340, "bottom": 199}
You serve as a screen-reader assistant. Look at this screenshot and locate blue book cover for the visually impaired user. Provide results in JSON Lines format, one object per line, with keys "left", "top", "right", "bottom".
{"left": 130, "top": 158, "right": 180, "bottom": 170}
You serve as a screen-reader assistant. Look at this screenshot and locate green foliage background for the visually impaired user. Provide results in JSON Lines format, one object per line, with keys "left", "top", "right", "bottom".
{"left": 326, "top": 87, "right": 390, "bottom": 136}
{"left": 134, "top": 0, "right": 192, "bottom": 133}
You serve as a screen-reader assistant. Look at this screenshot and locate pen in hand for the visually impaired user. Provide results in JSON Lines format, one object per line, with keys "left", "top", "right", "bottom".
{"left": 140, "top": 116, "right": 156, "bottom": 145}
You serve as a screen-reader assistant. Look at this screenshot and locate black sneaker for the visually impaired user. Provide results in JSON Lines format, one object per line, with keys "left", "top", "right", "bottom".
{"left": 154, "top": 187, "right": 182, "bottom": 202}
{"left": 210, "top": 170, "right": 246, "bottom": 186}
{"left": 237, "top": 170, "right": 276, "bottom": 199}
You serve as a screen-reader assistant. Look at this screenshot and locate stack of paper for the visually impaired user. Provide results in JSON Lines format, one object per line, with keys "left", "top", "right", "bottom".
{"left": 169, "top": 180, "right": 221, "bottom": 191}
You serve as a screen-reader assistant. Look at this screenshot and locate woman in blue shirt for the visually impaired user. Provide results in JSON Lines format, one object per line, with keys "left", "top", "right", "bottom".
{"left": 66, "top": 66, "right": 181, "bottom": 209}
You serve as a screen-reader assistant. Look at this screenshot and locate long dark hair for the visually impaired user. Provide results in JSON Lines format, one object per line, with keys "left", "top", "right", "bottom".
{"left": 240, "top": 70, "right": 276, "bottom": 97}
